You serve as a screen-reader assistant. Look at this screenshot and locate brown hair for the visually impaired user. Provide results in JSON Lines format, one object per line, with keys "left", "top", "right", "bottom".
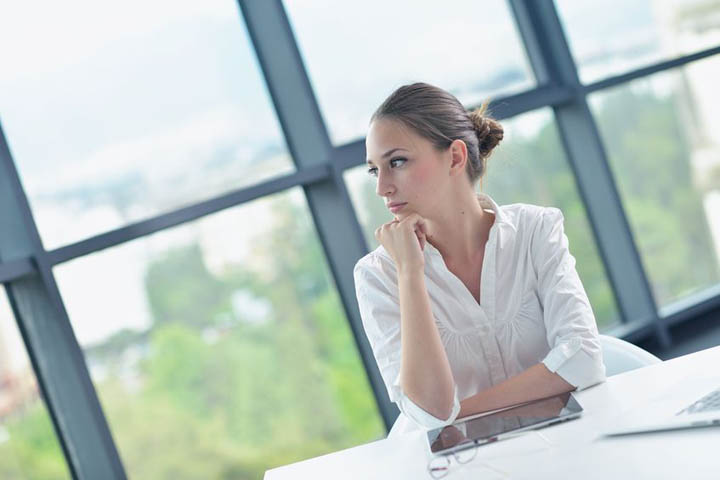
{"left": 370, "top": 82, "right": 504, "bottom": 184}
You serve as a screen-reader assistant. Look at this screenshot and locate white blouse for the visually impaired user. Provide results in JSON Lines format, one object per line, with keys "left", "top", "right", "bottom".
{"left": 353, "top": 193, "right": 606, "bottom": 434}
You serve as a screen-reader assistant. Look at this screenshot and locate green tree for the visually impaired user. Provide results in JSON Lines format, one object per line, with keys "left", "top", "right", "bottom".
{"left": 145, "top": 244, "right": 234, "bottom": 329}
{"left": 596, "top": 87, "right": 720, "bottom": 304}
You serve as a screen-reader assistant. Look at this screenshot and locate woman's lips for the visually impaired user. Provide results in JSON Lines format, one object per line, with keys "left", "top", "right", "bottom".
{"left": 388, "top": 202, "right": 407, "bottom": 213}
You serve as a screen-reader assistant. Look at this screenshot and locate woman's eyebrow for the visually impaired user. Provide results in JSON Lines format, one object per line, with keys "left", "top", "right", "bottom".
{"left": 366, "top": 147, "right": 409, "bottom": 165}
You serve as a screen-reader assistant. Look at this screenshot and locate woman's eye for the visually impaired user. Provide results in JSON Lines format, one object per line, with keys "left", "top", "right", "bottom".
{"left": 367, "top": 158, "right": 405, "bottom": 176}
{"left": 390, "top": 157, "right": 407, "bottom": 168}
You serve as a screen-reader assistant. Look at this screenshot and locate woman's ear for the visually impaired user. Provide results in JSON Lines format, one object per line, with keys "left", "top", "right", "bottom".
{"left": 448, "top": 139, "right": 468, "bottom": 177}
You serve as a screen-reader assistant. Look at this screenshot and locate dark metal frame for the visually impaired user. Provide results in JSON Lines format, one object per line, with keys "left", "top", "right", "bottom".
{"left": 0, "top": 0, "right": 718, "bottom": 477}
{"left": 0, "top": 126, "right": 127, "bottom": 479}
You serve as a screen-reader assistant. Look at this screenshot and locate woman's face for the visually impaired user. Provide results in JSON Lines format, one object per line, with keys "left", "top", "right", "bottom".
{"left": 365, "top": 118, "right": 452, "bottom": 220}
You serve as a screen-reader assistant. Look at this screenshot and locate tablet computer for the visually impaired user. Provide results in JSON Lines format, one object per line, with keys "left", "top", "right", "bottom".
{"left": 427, "top": 392, "right": 583, "bottom": 456}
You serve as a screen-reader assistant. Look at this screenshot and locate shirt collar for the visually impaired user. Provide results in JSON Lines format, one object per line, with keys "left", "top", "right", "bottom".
{"left": 477, "top": 192, "right": 516, "bottom": 233}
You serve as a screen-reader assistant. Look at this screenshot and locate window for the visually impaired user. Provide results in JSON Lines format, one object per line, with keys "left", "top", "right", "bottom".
{"left": 284, "top": 0, "right": 535, "bottom": 145}
{"left": 344, "top": 109, "right": 620, "bottom": 329}
{"left": 0, "top": 0, "right": 293, "bottom": 250}
{"left": 53, "top": 189, "right": 383, "bottom": 478}
{"left": 0, "top": 290, "right": 70, "bottom": 479}
{"left": 556, "top": 0, "right": 720, "bottom": 83}
{"left": 1, "top": 0, "right": 718, "bottom": 475}
{"left": 590, "top": 55, "right": 720, "bottom": 308}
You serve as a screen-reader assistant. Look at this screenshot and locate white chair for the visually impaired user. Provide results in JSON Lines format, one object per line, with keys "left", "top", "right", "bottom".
{"left": 599, "top": 334, "right": 661, "bottom": 376}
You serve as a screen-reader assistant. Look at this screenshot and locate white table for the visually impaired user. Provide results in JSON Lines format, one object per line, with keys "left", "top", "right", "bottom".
{"left": 265, "top": 346, "right": 720, "bottom": 479}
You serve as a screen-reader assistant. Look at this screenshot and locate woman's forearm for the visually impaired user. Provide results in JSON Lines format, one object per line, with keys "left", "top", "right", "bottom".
{"left": 398, "top": 268, "right": 456, "bottom": 420}
{"left": 457, "top": 363, "right": 574, "bottom": 419}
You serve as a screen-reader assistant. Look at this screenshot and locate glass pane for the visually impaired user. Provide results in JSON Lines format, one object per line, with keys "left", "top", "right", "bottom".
{"left": 53, "top": 188, "right": 384, "bottom": 478}
{"left": 344, "top": 109, "right": 620, "bottom": 330}
{"left": 0, "top": 1, "right": 293, "bottom": 250}
{"left": 590, "top": 55, "right": 720, "bottom": 309}
{"left": 0, "top": 289, "right": 71, "bottom": 479}
{"left": 284, "top": 0, "right": 535, "bottom": 145}
{"left": 556, "top": 0, "right": 720, "bottom": 83}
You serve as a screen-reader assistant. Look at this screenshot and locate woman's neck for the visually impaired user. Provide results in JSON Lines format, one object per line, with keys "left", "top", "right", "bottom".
{"left": 425, "top": 192, "right": 493, "bottom": 266}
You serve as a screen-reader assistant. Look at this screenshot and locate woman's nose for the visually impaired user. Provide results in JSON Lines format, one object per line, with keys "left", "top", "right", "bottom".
{"left": 375, "top": 171, "right": 395, "bottom": 197}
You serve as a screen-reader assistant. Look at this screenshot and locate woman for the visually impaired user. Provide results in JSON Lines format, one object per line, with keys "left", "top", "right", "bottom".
{"left": 353, "top": 82, "right": 606, "bottom": 436}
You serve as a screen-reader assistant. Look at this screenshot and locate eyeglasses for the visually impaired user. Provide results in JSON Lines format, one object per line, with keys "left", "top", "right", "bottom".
{"left": 428, "top": 440, "right": 478, "bottom": 479}
{"left": 427, "top": 441, "right": 508, "bottom": 479}
{"left": 426, "top": 430, "right": 553, "bottom": 479}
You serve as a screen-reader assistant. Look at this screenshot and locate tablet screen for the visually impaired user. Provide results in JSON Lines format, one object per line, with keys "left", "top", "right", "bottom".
{"left": 427, "top": 392, "right": 582, "bottom": 455}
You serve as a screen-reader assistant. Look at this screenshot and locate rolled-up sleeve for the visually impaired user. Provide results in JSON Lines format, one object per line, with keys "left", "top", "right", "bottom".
{"left": 531, "top": 208, "right": 606, "bottom": 390}
{"left": 353, "top": 258, "right": 460, "bottom": 430}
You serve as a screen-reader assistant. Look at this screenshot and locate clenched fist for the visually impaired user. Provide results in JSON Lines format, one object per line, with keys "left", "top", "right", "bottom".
{"left": 374, "top": 213, "right": 428, "bottom": 274}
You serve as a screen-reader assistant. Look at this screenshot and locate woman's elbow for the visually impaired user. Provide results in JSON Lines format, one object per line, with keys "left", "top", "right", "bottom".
{"left": 398, "top": 388, "right": 459, "bottom": 429}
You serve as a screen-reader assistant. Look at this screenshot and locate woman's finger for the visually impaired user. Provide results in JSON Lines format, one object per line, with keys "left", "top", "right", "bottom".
{"left": 416, "top": 217, "right": 428, "bottom": 236}
{"left": 415, "top": 227, "right": 426, "bottom": 251}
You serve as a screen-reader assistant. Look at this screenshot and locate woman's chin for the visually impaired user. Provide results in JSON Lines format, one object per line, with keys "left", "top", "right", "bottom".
{"left": 393, "top": 212, "right": 410, "bottom": 221}
{"left": 392, "top": 206, "right": 419, "bottom": 220}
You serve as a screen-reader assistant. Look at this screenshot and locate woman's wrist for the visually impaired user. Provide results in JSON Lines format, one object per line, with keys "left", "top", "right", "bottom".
{"left": 397, "top": 262, "right": 425, "bottom": 278}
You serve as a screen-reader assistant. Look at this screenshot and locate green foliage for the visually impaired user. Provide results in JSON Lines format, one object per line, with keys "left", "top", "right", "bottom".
{"left": 311, "top": 292, "right": 384, "bottom": 442}
{"left": 596, "top": 86, "right": 720, "bottom": 304}
{"left": 0, "top": 403, "right": 69, "bottom": 479}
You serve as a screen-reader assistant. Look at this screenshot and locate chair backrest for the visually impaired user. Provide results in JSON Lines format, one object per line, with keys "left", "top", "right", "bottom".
{"left": 599, "top": 334, "right": 661, "bottom": 377}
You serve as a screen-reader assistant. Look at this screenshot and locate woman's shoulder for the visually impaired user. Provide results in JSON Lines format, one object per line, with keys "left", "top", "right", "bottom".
{"left": 354, "top": 245, "right": 396, "bottom": 279}
{"left": 353, "top": 246, "right": 400, "bottom": 298}
{"left": 497, "top": 202, "right": 560, "bottom": 230}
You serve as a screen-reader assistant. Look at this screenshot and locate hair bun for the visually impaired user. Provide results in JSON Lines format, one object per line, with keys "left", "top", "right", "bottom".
{"left": 469, "top": 105, "right": 504, "bottom": 158}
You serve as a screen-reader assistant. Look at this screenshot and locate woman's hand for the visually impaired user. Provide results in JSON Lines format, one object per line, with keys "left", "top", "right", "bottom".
{"left": 374, "top": 213, "right": 428, "bottom": 274}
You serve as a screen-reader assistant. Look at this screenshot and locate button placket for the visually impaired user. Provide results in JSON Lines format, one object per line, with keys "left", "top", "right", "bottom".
{"left": 479, "top": 228, "right": 508, "bottom": 385}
